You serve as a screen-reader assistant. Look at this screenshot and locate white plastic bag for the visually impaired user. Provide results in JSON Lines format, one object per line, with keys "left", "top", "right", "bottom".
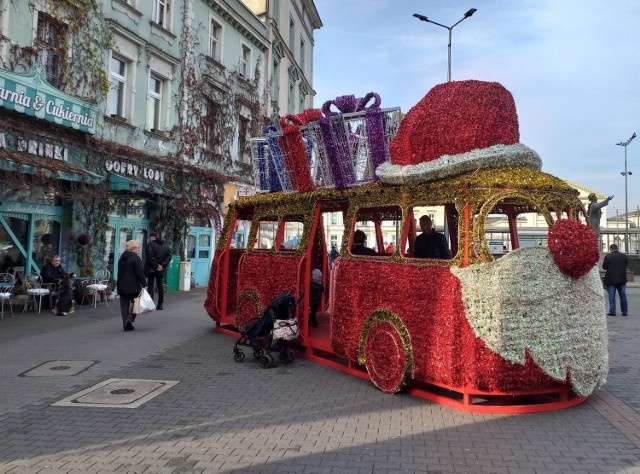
{"left": 135, "top": 288, "right": 156, "bottom": 314}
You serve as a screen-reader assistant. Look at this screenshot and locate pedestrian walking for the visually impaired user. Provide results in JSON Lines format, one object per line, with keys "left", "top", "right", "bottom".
{"left": 117, "top": 240, "right": 147, "bottom": 331}
{"left": 145, "top": 232, "right": 172, "bottom": 310}
{"left": 603, "top": 244, "right": 628, "bottom": 317}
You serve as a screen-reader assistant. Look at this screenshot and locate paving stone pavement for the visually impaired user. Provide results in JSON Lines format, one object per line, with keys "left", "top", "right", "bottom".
{"left": 1, "top": 285, "right": 640, "bottom": 473}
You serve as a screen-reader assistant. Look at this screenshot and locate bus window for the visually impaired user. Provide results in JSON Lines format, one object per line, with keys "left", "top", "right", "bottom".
{"left": 255, "top": 217, "right": 278, "bottom": 250}
{"left": 481, "top": 199, "right": 554, "bottom": 257}
{"left": 406, "top": 205, "right": 454, "bottom": 260}
{"left": 279, "top": 215, "right": 304, "bottom": 250}
{"left": 351, "top": 206, "right": 402, "bottom": 256}
{"left": 231, "top": 217, "right": 251, "bottom": 249}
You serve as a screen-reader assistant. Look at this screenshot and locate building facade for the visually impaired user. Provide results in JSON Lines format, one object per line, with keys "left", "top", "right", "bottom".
{"left": 243, "top": 0, "right": 322, "bottom": 118}
{"left": 0, "top": 0, "right": 292, "bottom": 288}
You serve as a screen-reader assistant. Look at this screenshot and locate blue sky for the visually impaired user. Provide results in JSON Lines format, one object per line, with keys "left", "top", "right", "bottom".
{"left": 313, "top": 0, "right": 640, "bottom": 215}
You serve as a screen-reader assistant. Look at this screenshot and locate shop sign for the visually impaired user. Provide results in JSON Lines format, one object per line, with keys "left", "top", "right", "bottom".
{"left": 0, "top": 201, "right": 61, "bottom": 215}
{"left": 0, "top": 63, "right": 97, "bottom": 134}
{"left": 235, "top": 186, "right": 255, "bottom": 199}
{"left": 105, "top": 159, "right": 166, "bottom": 182}
{"left": 0, "top": 132, "right": 69, "bottom": 161}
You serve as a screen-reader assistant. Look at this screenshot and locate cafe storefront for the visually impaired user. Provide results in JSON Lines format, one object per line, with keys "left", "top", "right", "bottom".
{"left": 1, "top": 64, "right": 228, "bottom": 287}
{"left": 0, "top": 64, "right": 102, "bottom": 276}
{"left": 0, "top": 65, "right": 170, "bottom": 280}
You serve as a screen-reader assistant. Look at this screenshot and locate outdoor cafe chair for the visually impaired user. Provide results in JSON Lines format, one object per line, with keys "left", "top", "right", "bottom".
{"left": 0, "top": 272, "right": 15, "bottom": 319}
{"left": 23, "top": 273, "right": 54, "bottom": 314}
{"left": 82, "top": 269, "right": 110, "bottom": 308}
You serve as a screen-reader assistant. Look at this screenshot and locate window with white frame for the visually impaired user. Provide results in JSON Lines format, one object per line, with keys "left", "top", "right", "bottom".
{"left": 209, "top": 19, "right": 221, "bottom": 60}
{"left": 273, "top": 0, "right": 280, "bottom": 24}
{"left": 288, "top": 79, "right": 295, "bottom": 114}
{"left": 240, "top": 44, "right": 251, "bottom": 78}
{"left": 287, "top": 67, "right": 298, "bottom": 114}
{"left": 299, "top": 37, "right": 305, "bottom": 71}
{"left": 289, "top": 16, "right": 295, "bottom": 52}
{"left": 108, "top": 55, "right": 127, "bottom": 118}
{"left": 153, "top": 0, "right": 168, "bottom": 27}
{"left": 35, "top": 12, "right": 66, "bottom": 88}
{"left": 237, "top": 116, "right": 249, "bottom": 163}
{"left": 298, "top": 86, "right": 306, "bottom": 112}
{"left": 272, "top": 59, "right": 280, "bottom": 110}
{"left": 146, "top": 73, "right": 163, "bottom": 131}
{"left": 205, "top": 99, "right": 218, "bottom": 151}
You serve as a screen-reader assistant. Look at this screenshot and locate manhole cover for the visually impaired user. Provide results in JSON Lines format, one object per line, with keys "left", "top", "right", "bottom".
{"left": 53, "top": 379, "right": 179, "bottom": 408}
{"left": 20, "top": 360, "right": 98, "bottom": 377}
{"left": 111, "top": 388, "right": 135, "bottom": 395}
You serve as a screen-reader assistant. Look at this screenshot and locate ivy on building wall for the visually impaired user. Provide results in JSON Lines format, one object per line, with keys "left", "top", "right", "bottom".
{"left": 1, "top": 0, "right": 272, "bottom": 263}
{"left": 2, "top": 0, "right": 113, "bottom": 99}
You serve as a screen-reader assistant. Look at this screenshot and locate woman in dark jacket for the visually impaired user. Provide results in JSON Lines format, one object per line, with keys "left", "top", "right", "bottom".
{"left": 117, "top": 240, "right": 147, "bottom": 331}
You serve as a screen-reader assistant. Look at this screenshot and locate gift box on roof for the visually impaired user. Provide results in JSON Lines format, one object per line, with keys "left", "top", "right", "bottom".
{"left": 301, "top": 120, "right": 335, "bottom": 188}
{"left": 262, "top": 124, "right": 291, "bottom": 192}
{"left": 376, "top": 80, "right": 542, "bottom": 185}
{"left": 250, "top": 137, "right": 271, "bottom": 193}
{"left": 318, "top": 95, "right": 361, "bottom": 190}
{"left": 319, "top": 92, "right": 401, "bottom": 189}
{"left": 277, "top": 110, "right": 322, "bottom": 193}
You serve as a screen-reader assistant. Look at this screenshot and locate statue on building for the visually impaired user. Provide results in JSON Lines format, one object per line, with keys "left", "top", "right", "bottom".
{"left": 587, "top": 193, "right": 613, "bottom": 239}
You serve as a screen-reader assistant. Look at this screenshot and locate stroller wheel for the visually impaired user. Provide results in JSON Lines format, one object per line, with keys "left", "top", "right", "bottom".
{"left": 253, "top": 348, "right": 264, "bottom": 359}
{"left": 279, "top": 349, "right": 295, "bottom": 364}
{"left": 260, "top": 353, "right": 275, "bottom": 369}
{"left": 234, "top": 350, "right": 245, "bottom": 362}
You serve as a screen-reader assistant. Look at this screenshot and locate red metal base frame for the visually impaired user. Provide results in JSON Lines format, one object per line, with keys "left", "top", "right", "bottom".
{"left": 215, "top": 323, "right": 588, "bottom": 414}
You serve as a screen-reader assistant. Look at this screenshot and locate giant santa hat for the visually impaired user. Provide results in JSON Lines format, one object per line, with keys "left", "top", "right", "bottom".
{"left": 376, "top": 80, "right": 542, "bottom": 184}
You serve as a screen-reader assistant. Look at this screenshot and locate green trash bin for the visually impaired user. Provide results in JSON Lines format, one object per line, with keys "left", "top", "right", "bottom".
{"left": 166, "top": 256, "right": 181, "bottom": 292}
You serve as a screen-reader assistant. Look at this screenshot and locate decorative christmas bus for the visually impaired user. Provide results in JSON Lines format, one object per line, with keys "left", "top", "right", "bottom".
{"left": 204, "top": 80, "right": 608, "bottom": 413}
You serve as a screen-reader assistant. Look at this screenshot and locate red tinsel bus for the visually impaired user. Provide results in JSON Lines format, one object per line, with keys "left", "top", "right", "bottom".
{"left": 204, "top": 80, "right": 608, "bottom": 413}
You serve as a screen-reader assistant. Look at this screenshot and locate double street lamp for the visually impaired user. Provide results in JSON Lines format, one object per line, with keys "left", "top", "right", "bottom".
{"left": 413, "top": 8, "right": 477, "bottom": 82}
{"left": 617, "top": 132, "right": 636, "bottom": 252}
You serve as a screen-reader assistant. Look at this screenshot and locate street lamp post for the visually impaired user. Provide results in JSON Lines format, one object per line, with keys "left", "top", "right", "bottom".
{"left": 413, "top": 8, "right": 477, "bottom": 82}
{"left": 616, "top": 132, "right": 636, "bottom": 252}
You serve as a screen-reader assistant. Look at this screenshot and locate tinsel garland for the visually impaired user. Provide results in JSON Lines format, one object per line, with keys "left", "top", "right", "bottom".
{"left": 204, "top": 249, "right": 223, "bottom": 320}
{"left": 357, "top": 309, "right": 414, "bottom": 393}
{"left": 236, "top": 253, "right": 308, "bottom": 337}
{"left": 236, "top": 288, "right": 264, "bottom": 328}
{"left": 548, "top": 219, "right": 599, "bottom": 278}
{"left": 451, "top": 246, "right": 608, "bottom": 396}
{"left": 263, "top": 125, "right": 288, "bottom": 192}
{"left": 279, "top": 114, "right": 315, "bottom": 192}
{"left": 376, "top": 143, "right": 542, "bottom": 185}
{"left": 332, "top": 258, "right": 540, "bottom": 392}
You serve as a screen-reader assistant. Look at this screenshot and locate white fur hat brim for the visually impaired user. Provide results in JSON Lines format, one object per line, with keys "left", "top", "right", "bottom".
{"left": 376, "top": 143, "right": 542, "bottom": 185}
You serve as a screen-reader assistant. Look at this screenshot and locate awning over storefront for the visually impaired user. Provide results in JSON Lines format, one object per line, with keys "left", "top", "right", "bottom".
{"left": 0, "top": 149, "right": 103, "bottom": 184}
{"left": 109, "top": 174, "right": 177, "bottom": 196}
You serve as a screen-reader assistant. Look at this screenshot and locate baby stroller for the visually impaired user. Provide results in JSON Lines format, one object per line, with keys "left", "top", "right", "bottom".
{"left": 233, "top": 291, "right": 301, "bottom": 368}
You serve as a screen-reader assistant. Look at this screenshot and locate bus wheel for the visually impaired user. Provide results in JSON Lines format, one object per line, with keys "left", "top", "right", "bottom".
{"left": 360, "top": 311, "right": 413, "bottom": 394}
{"left": 236, "top": 289, "right": 263, "bottom": 329}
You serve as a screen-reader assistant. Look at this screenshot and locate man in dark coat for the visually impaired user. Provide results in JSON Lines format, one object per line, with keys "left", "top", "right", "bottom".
{"left": 41, "top": 255, "right": 66, "bottom": 286}
{"left": 603, "top": 244, "right": 628, "bottom": 316}
{"left": 144, "top": 232, "right": 172, "bottom": 310}
{"left": 414, "top": 215, "right": 451, "bottom": 259}
{"left": 351, "top": 230, "right": 376, "bottom": 256}
{"left": 117, "top": 240, "right": 147, "bottom": 331}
